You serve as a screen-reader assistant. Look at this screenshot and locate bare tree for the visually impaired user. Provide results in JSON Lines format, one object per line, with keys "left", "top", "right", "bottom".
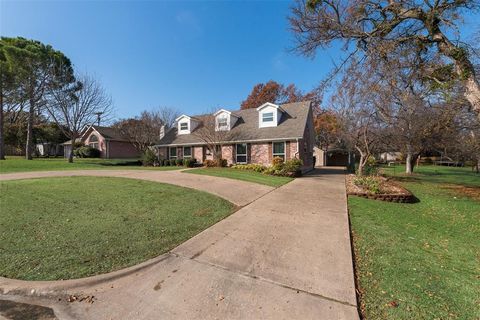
{"left": 113, "top": 107, "right": 180, "bottom": 154}
{"left": 193, "top": 110, "right": 238, "bottom": 163}
{"left": 290, "top": 0, "right": 480, "bottom": 118}
{"left": 46, "top": 73, "right": 113, "bottom": 163}
{"left": 330, "top": 70, "right": 384, "bottom": 175}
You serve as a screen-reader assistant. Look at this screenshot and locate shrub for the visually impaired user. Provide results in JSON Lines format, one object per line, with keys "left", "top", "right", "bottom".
{"left": 204, "top": 160, "right": 215, "bottom": 167}
{"left": 272, "top": 156, "right": 284, "bottom": 166}
{"left": 283, "top": 158, "right": 303, "bottom": 176}
{"left": 353, "top": 176, "right": 381, "bottom": 194}
{"left": 169, "top": 159, "right": 177, "bottom": 166}
{"left": 176, "top": 158, "right": 184, "bottom": 166}
{"left": 184, "top": 158, "right": 197, "bottom": 168}
{"left": 363, "top": 156, "right": 379, "bottom": 176}
{"left": 142, "top": 149, "right": 157, "bottom": 166}
{"left": 231, "top": 164, "right": 267, "bottom": 172}
{"left": 217, "top": 158, "right": 227, "bottom": 167}
{"left": 74, "top": 145, "right": 101, "bottom": 158}
{"left": 161, "top": 159, "right": 169, "bottom": 166}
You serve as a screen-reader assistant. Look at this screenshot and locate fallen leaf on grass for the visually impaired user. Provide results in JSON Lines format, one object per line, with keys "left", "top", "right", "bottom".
{"left": 388, "top": 301, "right": 399, "bottom": 308}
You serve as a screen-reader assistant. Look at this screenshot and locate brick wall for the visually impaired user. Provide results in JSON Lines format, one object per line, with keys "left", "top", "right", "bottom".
{"left": 158, "top": 147, "right": 168, "bottom": 160}
{"left": 250, "top": 143, "right": 270, "bottom": 166}
{"left": 108, "top": 141, "right": 141, "bottom": 159}
{"left": 222, "top": 145, "right": 234, "bottom": 165}
{"left": 193, "top": 146, "right": 204, "bottom": 163}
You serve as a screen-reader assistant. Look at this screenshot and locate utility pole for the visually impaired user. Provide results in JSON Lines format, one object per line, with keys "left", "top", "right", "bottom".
{"left": 95, "top": 112, "right": 103, "bottom": 126}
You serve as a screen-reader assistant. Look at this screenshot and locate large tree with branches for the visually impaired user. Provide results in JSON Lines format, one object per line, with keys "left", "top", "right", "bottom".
{"left": 290, "top": 0, "right": 480, "bottom": 118}
{"left": 46, "top": 74, "right": 113, "bottom": 163}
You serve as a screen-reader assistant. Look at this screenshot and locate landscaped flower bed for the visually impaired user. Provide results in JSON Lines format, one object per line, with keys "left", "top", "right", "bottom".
{"left": 346, "top": 174, "right": 416, "bottom": 203}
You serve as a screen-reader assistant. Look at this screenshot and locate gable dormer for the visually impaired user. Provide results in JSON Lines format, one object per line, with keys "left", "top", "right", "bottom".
{"left": 175, "top": 115, "right": 199, "bottom": 135}
{"left": 256, "top": 102, "right": 285, "bottom": 128}
{"left": 213, "top": 109, "right": 239, "bottom": 131}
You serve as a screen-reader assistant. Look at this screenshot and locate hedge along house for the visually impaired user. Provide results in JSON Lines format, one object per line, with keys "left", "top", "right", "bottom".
{"left": 155, "top": 101, "right": 315, "bottom": 172}
{"left": 63, "top": 125, "right": 140, "bottom": 159}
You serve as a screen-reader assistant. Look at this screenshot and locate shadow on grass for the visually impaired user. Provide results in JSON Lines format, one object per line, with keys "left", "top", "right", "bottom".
{"left": 96, "top": 160, "right": 143, "bottom": 167}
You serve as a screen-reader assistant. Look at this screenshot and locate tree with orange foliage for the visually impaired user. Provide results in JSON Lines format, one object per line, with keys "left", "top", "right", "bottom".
{"left": 240, "top": 80, "right": 319, "bottom": 109}
{"left": 314, "top": 111, "right": 340, "bottom": 151}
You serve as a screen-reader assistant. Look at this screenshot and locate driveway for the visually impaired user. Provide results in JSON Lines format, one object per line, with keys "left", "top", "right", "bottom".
{"left": 0, "top": 168, "right": 358, "bottom": 320}
{"left": 0, "top": 169, "right": 273, "bottom": 206}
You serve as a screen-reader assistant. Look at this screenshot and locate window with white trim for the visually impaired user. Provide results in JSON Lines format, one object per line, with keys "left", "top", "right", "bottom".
{"left": 183, "top": 146, "right": 192, "bottom": 158}
{"left": 273, "top": 142, "right": 285, "bottom": 161}
{"left": 169, "top": 147, "right": 177, "bottom": 159}
{"left": 180, "top": 122, "right": 189, "bottom": 130}
{"left": 217, "top": 117, "right": 228, "bottom": 130}
{"left": 89, "top": 135, "right": 99, "bottom": 149}
{"left": 262, "top": 112, "right": 274, "bottom": 123}
{"left": 236, "top": 143, "right": 247, "bottom": 164}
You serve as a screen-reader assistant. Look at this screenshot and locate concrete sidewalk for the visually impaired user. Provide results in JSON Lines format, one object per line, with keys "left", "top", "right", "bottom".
{"left": 0, "top": 168, "right": 358, "bottom": 320}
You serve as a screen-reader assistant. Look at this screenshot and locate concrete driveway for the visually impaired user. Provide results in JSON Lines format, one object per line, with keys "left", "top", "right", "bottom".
{"left": 0, "top": 169, "right": 273, "bottom": 206}
{"left": 0, "top": 168, "right": 358, "bottom": 320}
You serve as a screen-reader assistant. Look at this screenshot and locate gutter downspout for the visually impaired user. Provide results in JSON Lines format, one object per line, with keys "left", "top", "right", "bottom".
{"left": 295, "top": 138, "right": 300, "bottom": 159}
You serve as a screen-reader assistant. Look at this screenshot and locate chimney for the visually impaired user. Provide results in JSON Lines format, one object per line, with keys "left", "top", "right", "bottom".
{"left": 159, "top": 125, "right": 165, "bottom": 140}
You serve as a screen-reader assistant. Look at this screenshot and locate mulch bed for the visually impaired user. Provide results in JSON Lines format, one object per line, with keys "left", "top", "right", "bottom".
{"left": 346, "top": 175, "right": 416, "bottom": 203}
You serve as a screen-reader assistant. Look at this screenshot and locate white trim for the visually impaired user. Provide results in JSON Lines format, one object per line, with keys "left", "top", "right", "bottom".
{"left": 175, "top": 114, "right": 191, "bottom": 122}
{"left": 214, "top": 109, "right": 231, "bottom": 116}
{"left": 256, "top": 102, "right": 285, "bottom": 113}
{"left": 155, "top": 136, "right": 302, "bottom": 147}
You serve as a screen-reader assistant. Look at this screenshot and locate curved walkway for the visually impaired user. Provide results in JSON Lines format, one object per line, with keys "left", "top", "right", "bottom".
{"left": 0, "top": 169, "right": 274, "bottom": 206}
{"left": 0, "top": 168, "right": 358, "bottom": 320}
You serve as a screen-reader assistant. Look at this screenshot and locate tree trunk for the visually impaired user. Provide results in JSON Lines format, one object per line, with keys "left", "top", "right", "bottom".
{"left": 25, "top": 101, "right": 35, "bottom": 160}
{"left": 0, "top": 87, "right": 5, "bottom": 160}
{"left": 68, "top": 134, "right": 76, "bottom": 163}
{"left": 356, "top": 147, "right": 366, "bottom": 176}
{"left": 405, "top": 151, "right": 413, "bottom": 174}
{"left": 434, "top": 31, "right": 480, "bottom": 117}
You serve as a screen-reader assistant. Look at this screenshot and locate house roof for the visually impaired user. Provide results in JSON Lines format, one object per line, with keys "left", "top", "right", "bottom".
{"left": 63, "top": 125, "right": 128, "bottom": 145}
{"left": 156, "top": 101, "right": 312, "bottom": 146}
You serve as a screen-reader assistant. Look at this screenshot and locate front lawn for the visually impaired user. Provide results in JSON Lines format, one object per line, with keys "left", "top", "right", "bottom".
{"left": 0, "top": 176, "right": 234, "bottom": 280}
{"left": 383, "top": 164, "right": 480, "bottom": 187}
{"left": 183, "top": 167, "right": 293, "bottom": 187}
{"left": 0, "top": 157, "right": 181, "bottom": 174}
{"left": 349, "top": 166, "right": 480, "bottom": 319}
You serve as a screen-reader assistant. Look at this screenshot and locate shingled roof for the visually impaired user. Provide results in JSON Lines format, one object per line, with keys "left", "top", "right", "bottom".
{"left": 156, "top": 101, "right": 312, "bottom": 146}
{"left": 63, "top": 125, "right": 128, "bottom": 145}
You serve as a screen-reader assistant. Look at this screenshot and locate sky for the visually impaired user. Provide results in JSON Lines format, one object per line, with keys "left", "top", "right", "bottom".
{"left": 1, "top": 0, "right": 341, "bottom": 119}
{"left": 1, "top": 1, "right": 479, "bottom": 120}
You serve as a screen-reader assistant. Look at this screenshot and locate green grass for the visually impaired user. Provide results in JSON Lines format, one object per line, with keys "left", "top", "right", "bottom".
{"left": 382, "top": 164, "right": 480, "bottom": 187}
{"left": 0, "top": 156, "right": 181, "bottom": 174}
{"left": 0, "top": 176, "right": 234, "bottom": 280}
{"left": 183, "top": 167, "right": 293, "bottom": 187}
{"left": 349, "top": 166, "right": 480, "bottom": 319}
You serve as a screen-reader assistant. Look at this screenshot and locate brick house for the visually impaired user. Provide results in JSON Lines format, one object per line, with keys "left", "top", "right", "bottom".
{"left": 63, "top": 125, "right": 140, "bottom": 159}
{"left": 155, "top": 101, "right": 315, "bottom": 172}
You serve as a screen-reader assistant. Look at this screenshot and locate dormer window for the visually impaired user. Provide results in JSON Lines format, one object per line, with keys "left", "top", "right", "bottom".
{"left": 262, "top": 112, "right": 274, "bottom": 123}
{"left": 214, "top": 109, "right": 239, "bottom": 131}
{"left": 257, "top": 102, "right": 285, "bottom": 128}
{"left": 218, "top": 117, "right": 228, "bottom": 130}
{"left": 176, "top": 114, "right": 199, "bottom": 135}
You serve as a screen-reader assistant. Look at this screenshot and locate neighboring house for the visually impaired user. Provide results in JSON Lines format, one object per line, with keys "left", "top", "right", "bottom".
{"left": 63, "top": 125, "right": 140, "bottom": 159}
{"left": 155, "top": 101, "right": 315, "bottom": 172}
{"left": 36, "top": 143, "right": 64, "bottom": 157}
{"left": 379, "top": 152, "right": 403, "bottom": 162}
